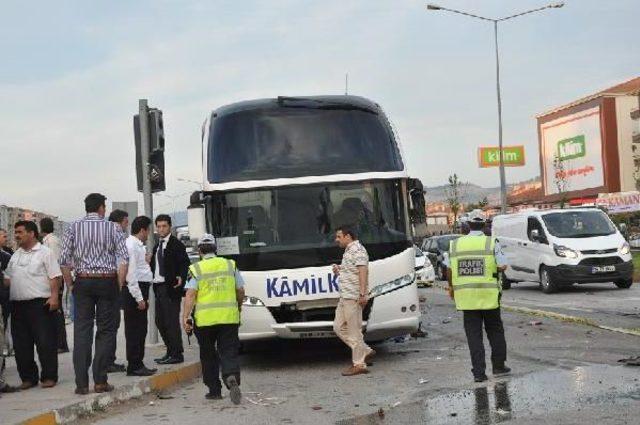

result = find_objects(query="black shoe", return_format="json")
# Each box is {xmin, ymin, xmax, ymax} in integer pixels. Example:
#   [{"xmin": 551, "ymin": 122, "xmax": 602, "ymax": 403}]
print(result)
[
  {"xmin": 493, "ymin": 366, "xmax": 511, "ymax": 376},
  {"xmin": 127, "ymin": 367, "xmax": 158, "ymax": 377},
  {"xmin": 154, "ymin": 354, "xmax": 170, "ymax": 363},
  {"xmin": 205, "ymin": 392, "xmax": 223, "ymax": 400},
  {"xmin": 474, "ymin": 375, "xmax": 488, "ymax": 383},
  {"xmin": 107, "ymin": 363, "xmax": 126, "ymax": 373},
  {"xmin": 225, "ymin": 376, "xmax": 242, "ymax": 405},
  {"xmin": 158, "ymin": 356, "xmax": 184, "ymax": 365}
]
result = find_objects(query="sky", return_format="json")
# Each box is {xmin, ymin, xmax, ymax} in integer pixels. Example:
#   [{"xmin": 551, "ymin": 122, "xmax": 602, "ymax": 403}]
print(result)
[{"xmin": 1, "ymin": 0, "xmax": 638, "ymax": 221}]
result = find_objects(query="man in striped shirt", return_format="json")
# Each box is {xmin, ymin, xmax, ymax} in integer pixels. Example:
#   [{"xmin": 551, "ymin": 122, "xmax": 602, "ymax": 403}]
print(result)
[{"xmin": 60, "ymin": 193, "xmax": 128, "ymax": 395}]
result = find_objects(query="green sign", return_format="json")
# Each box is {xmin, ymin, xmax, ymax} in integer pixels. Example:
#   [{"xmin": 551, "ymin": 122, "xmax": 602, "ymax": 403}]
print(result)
[
  {"xmin": 557, "ymin": 135, "xmax": 586, "ymax": 161},
  {"xmin": 478, "ymin": 145, "xmax": 525, "ymax": 168}
]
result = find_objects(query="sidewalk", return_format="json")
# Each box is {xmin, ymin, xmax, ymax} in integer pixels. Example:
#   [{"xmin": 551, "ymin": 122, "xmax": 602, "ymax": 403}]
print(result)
[{"xmin": 1, "ymin": 318, "xmax": 201, "ymax": 425}]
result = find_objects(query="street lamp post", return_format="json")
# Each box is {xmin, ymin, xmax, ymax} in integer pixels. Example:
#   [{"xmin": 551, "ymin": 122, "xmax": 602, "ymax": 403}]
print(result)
[
  {"xmin": 156, "ymin": 191, "xmax": 192, "ymax": 221},
  {"xmin": 427, "ymin": 2, "xmax": 564, "ymax": 213},
  {"xmin": 177, "ymin": 177, "xmax": 204, "ymax": 190}
]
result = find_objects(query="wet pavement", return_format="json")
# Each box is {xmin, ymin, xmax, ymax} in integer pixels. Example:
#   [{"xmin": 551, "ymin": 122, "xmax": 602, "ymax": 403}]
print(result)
[
  {"xmin": 83, "ymin": 287, "xmax": 640, "ymax": 425},
  {"xmin": 340, "ymin": 364, "xmax": 640, "ymax": 424}
]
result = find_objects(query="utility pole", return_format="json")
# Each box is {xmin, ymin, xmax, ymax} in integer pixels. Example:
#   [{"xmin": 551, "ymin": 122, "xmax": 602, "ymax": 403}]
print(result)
[
  {"xmin": 345, "ymin": 73, "xmax": 349, "ymax": 95},
  {"xmin": 427, "ymin": 2, "xmax": 565, "ymax": 214},
  {"xmin": 139, "ymin": 99, "xmax": 158, "ymax": 344}
]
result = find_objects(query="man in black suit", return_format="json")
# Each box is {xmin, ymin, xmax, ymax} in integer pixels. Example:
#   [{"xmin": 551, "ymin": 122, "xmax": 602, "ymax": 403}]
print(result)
[{"xmin": 150, "ymin": 215, "xmax": 190, "ymax": 364}]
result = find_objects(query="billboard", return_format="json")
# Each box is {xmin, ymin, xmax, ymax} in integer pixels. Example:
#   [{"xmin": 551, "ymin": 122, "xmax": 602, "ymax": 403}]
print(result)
[
  {"xmin": 541, "ymin": 106, "xmax": 605, "ymax": 195},
  {"xmin": 596, "ymin": 191, "xmax": 640, "ymax": 214},
  {"xmin": 478, "ymin": 146, "xmax": 525, "ymax": 168}
]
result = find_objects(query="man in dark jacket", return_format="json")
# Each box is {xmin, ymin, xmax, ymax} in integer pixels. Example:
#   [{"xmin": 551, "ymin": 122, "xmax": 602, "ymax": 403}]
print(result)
[{"xmin": 150, "ymin": 215, "xmax": 190, "ymax": 364}]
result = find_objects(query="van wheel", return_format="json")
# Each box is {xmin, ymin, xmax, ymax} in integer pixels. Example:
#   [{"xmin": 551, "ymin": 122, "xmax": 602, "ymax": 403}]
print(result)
[
  {"xmin": 539, "ymin": 266, "xmax": 558, "ymax": 294},
  {"xmin": 500, "ymin": 272, "xmax": 512, "ymax": 290},
  {"xmin": 615, "ymin": 279, "xmax": 633, "ymax": 289}
]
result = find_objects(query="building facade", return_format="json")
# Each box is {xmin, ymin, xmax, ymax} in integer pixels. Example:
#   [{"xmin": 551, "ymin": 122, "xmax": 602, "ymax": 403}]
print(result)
[
  {"xmin": 537, "ymin": 77, "xmax": 640, "ymax": 205},
  {"xmin": 0, "ymin": 205, "xmax": 66, "ymax": 250}
]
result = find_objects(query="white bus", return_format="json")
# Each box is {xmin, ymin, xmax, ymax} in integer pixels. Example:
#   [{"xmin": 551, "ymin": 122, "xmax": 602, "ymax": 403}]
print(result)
[{"xmin": 188, "ymin": 95, "xmax": 425, "ymax": 342}]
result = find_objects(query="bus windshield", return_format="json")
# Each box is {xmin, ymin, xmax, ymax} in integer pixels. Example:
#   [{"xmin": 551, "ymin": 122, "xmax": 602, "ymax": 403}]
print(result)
[
  {"xmin": 206, "ymin": 180, "xmax": 410, "ymax": 270},
  {"xmin": 208, "ymin": 106, "xmax": 404, "ymax": 183}
]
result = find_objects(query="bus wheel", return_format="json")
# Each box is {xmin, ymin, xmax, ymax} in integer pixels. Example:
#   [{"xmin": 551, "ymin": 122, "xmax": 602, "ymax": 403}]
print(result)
[{"xmin": 540, "ymin": 266, "xmax": 558, "ymax": 294}]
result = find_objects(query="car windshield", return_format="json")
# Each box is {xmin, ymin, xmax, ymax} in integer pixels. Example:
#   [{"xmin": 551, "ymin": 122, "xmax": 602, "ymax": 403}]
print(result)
[
  {"xmin": 438, "ymin": 235, "xmax": 460, "ymax": 251},
  {"xmin": 208, "ymin": 105, "xmax": 403, "ymax": 183},
  {"xmin": 541, "ymin": 210, "xmax": 617, "ymax": 238},
  {"xmin": 206, "ymin": 179, "xmax": 410, "ymax": 270}
]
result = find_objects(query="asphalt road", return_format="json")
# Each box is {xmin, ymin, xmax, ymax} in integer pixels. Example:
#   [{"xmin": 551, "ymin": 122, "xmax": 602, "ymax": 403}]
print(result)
[
  {"xmin": 499, "ymin": 280, "xmax": 640, "ymax": 331},
  {"xmin": 85, "ymin": 286, "xmax": 640, "ymax": 425}
]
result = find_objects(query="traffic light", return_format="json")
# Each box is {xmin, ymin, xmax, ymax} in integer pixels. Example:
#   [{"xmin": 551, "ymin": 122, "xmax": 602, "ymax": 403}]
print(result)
[{"xmin": 134, "ymin": 108, "xmax": 166, "ymax": 193}]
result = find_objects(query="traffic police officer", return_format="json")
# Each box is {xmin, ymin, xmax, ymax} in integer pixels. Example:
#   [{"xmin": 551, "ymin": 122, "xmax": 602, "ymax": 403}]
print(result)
[
  {"xmin": 447, "ymin": 210, "xmax": 511, "ymax": 383},
  {"xmin": 182, "ymin": 234, "xmax": 245, "ymax": 404}
]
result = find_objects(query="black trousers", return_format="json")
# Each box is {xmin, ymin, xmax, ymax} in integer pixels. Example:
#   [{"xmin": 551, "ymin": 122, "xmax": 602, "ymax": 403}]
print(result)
[
  {"xmin": 194, "ymin": 324, "xmax": 240, "ymax": 393},
  {"xmin": 11, "ymin": 298, "xmax": 58, "ymax": 383},
  {"xmin": 123, "ymin": 282, "xmax": 150, "ymax": 372},
  {"xmin": 154, "ymin": 284, "xmax": 183, "ymax": 358},
  {"xmin": 0, "ymin": 286, "xmax": 10, "ymax": 329},
  {"xmin": 73, "ymin": 278, "xmax": 118, "ymax": 388},
  {"xmin": 55, "ymin": 288, "xmax": 68, "ymax": 351},
  {"xmin": 463, "ymin": 308, "xmax": 507, "ymax": 378},
  {"xmin": 106, "ymin": 286, "xmax": 122, "ymax": 366}
]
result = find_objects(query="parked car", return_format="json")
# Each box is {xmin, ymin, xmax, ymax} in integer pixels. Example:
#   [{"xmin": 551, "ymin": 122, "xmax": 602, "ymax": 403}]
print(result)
[
  {"xmin": 414, "ymin": 245, "xmax": 435, "ymax": 286},
  {"xmin": 492, "ymin": 208, "xmax": 633, "ymax": 293},
  {"xmin": 421, "ymin": 234, "xmax": 462, "ymax": 280}
]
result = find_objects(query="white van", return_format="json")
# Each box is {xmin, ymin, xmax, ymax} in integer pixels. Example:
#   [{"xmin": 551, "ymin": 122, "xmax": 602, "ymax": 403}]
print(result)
[{"xmin": 492, "ymin": 208, "xmax": 633, "ymax": 293}]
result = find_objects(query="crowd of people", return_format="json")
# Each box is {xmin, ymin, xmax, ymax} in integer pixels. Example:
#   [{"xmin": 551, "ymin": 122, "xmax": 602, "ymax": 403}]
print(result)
[
  {"xmin": 0, "ymin": 193, "xmax": 192, "ymax": 396},
  {"xmin": 0, "ymin": 194, "xmax": 509, "ymax": 405}
]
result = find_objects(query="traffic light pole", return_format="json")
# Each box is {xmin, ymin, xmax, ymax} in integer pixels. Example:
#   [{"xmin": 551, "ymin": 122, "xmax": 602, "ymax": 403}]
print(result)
[{"xmin": 139, "ymin": 99, "xmax": 159, "ymax": 344}]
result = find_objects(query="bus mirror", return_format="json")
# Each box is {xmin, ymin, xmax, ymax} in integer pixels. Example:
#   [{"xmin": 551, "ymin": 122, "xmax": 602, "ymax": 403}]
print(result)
[
  {"xmin": 190, "ymin": 191, "xmax": 204, "ymax": 205},
  {"xmin": 187, "ymin": 204, "xmax": 206, "ymax": 242}
]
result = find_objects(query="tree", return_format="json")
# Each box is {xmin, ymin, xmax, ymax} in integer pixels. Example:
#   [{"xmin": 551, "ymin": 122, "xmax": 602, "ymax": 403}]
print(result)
[
  {"xmin": 552, "ymin": 154, "xmax": 569, "ymax": 208},
  {"xmin": 446, "ymin": 174, "xmax": 463, "ymax": 226}
]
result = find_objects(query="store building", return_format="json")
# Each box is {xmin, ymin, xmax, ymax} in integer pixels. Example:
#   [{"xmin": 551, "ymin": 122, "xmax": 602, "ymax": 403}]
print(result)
[{"xmin": 536, "ymin": 77, "xmax": 640, "ymax": 205}]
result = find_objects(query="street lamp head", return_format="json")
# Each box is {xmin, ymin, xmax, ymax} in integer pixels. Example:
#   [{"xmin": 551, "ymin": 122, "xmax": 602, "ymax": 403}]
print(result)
[
  {"xmin": 426, "ymin": 4, "xmax": 442, "ymax": 10},
  {"xmin": 548, "ymin": 2, "xmax": 565, "ymax": 8}
]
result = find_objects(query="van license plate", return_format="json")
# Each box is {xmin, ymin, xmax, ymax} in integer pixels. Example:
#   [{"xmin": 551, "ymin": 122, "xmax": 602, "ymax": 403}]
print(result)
[{"xmin": 591, "ymin": 266, "xmax": 615, "ymax": 274}]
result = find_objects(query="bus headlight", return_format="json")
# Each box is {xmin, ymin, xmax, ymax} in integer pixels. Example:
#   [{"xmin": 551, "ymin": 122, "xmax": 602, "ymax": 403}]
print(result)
[
  {"xmin": 242, "ymin": 296, "xmax": 265, "ymax": 306},
  {"xmin": 620, "ymin": 242, "xmax": 631, "ymax": 256},
  {"xmin": 369, "ymin": 273, "xmax": 415, "ymax": 298}
]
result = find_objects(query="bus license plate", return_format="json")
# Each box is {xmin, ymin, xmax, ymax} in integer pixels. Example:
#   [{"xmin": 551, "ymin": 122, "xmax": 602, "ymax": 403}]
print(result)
[
  {"xmin": 298, "ymin": 332, "xmax": 335, "ymax": 339},
  {"xmin": 591, "ymin": 266, "xmax": 615, "ymax": 274}
]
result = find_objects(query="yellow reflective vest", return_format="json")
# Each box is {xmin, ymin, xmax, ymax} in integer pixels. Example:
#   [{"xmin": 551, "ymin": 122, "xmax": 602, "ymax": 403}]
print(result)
[
  {"xmin": 449, "ymin": 235, "xmax": 500, "ymax": 311},
  {"xmin": 189, "ymin": 256, "xmax": 240, "ymax": 327}
]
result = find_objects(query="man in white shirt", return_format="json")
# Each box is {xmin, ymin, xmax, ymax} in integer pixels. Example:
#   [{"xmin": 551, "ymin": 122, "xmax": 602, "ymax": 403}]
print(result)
[
  {"xmin": 4, "ymin": 221, "xmax": 62, "ymax": 390},
  {"xmin": 40, "ymin": 217, "xmax": 68, "ymax": 353},
  {"xmin": 123, "ymin": 216, "xmax": 157, "ymax": 376}
]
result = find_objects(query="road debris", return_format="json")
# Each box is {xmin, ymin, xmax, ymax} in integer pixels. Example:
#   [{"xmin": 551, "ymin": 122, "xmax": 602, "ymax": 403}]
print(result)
[
  {"xmin": 311, "ymin": 405, "xmax": 323, "ymax": 411},
  {"xmin": 530, "ymin": 321, "xmax": 543, "ymax": 326},
  {"xmin": 377, "ymin": 408, "xmax": 385, "ymax": 418},
  {"xmin": 244, "ymin": 392, "xmax": 285, "ymax": 406},
  {"xmin": 618, "ymin": 356, "xmax": 640, "ymax": 366},
  {"xmin": 419, "ymin": 378, "xmax": 430, "ymax": 384}
]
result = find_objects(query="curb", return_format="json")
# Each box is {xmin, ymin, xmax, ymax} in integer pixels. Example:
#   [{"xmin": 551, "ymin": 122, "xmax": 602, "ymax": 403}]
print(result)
[
  {"xmin": 430, "ymin": 281, "xmax": 640, "ymax": 337},
  {"xmin": 19, "ymin": 362, "xmax": 201, "ymax": 425}
]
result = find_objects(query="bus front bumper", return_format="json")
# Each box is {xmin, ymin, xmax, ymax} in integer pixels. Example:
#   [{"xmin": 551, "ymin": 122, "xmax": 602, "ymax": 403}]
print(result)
[{"xmin": 239, "ymin": 284, "xmax": 421, "ymax": 341}]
